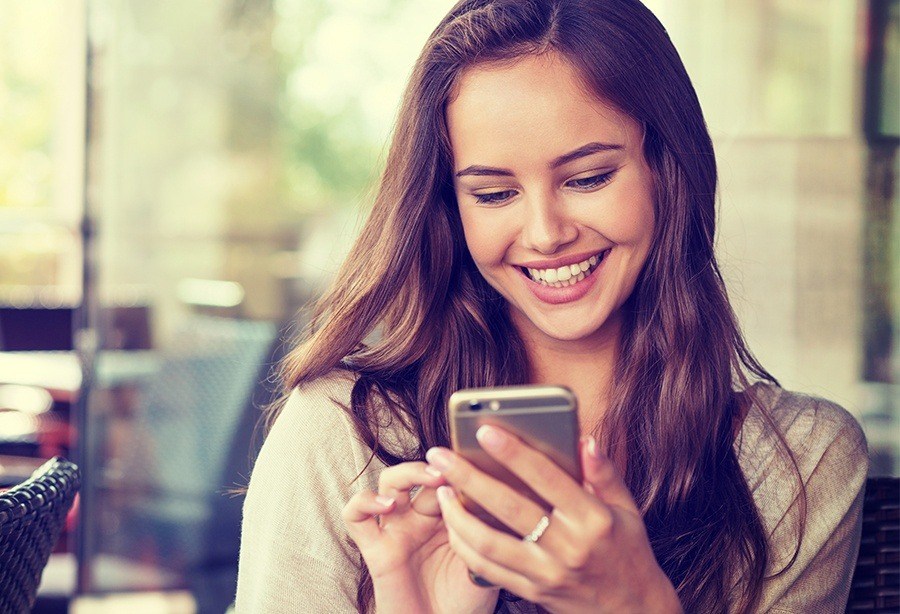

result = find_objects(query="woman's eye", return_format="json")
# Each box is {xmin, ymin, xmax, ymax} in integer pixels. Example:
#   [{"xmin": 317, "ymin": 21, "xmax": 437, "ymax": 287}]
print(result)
[
  {"xmin": 474, "ymin": 190, "xmax": 516, "ymax": 204},
  {"xmin": 566, "ymin": 171, "xmax": 615, "ymax": 190}
]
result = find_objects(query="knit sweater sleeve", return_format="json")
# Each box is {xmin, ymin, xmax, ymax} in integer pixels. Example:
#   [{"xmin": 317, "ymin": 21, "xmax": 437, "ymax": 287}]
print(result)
[{"xmin": 235, "ymin": 372, "xmax": 380, "ymax": 613}]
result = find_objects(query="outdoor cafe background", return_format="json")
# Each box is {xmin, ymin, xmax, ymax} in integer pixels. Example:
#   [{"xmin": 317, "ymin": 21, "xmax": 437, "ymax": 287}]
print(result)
[{"xmin": 0, "ymin": 0, "xmax": 897, "ymax": 612}]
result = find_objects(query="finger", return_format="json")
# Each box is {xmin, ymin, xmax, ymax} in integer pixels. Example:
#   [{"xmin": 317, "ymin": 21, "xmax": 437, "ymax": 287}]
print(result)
[
  {"xmin": 342, "ymin": 489, "xmax": 395, "ymax": 546},
  {"xmin": 579, "ymin": 436, "xmax": 597, "ymax": 497},
  {"xmin": 409, "ymin": 484, "xmax": 442, "ymax": 517},
  {"xmin": 378, "ymin": 461, "xmax": 445, "ymax": 509},
  {"xmin": 438, "ymin": 488, "xmax": 551, "ymax": 603},
  {"xmin": 446, "ymin": 526, "xmax": 539, "ymax": 601},
  {"xmin": 439, "ymin": 485, "xmax": 616, "ymax": 592},
  {"xmin": 460, "ymin": 426, "xmax": 593, "ymax": 519},
  {"xmin": 437, "ymin": 486, "xmax": 562, "ymax": 582},
  {"xmin": 426, "ymin": 447, "xmax": 553, "ymax": 540},
  {"xmin": 582, "ymin": 436, "xmax": 639, "ymax": 513}
]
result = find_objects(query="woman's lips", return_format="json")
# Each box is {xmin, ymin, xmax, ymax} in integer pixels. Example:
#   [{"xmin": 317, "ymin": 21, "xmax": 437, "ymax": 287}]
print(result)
[{"xmin": 517, "ymin": 249, "xmax": 609, "ymax": 305}]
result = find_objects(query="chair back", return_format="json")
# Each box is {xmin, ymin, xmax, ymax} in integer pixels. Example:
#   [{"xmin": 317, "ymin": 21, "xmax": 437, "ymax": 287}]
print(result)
[
  {"xmin": 846, "ymin": 476, "xmax": 899, "ymax": 612},
  {"xmin": 95, "ymin": 315, "xmax": 277, "ymax": 590},
  {"xmin": 127, "ymin": 315, "xmax": 277, "ymax": 499},
  {"xmin": 0, "ymin": 457, "xmax": 81, "ymax": 614}
]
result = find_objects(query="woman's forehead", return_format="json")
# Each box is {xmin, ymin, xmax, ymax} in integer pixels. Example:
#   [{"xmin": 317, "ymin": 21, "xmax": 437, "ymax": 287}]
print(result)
[{"xmin": 446, "ymin": 53, "xmax": 641, "ymax": 171}]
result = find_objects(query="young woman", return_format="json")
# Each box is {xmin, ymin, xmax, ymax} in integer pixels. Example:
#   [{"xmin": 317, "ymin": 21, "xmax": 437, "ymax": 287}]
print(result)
[{"xmin": 235, "ymin": 1, "xmax": 868, "ymax": 612}]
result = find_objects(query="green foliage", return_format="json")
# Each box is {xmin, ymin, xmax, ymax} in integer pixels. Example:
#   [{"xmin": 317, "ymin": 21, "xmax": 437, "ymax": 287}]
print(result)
[{"xmin": 273, "ymin": 0, "xmax": 450, "ymax": 212}]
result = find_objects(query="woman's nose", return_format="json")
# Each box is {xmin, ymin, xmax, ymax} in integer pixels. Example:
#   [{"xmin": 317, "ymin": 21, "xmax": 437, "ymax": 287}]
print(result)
[{"xmin": 520, "ymin": 194, "xmax": 578, "ymax": 254}]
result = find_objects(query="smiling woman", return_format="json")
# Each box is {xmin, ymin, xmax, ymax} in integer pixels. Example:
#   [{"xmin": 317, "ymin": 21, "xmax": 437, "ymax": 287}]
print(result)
[{"xmin": 235, "ymin": 1, "xmax": 869, "ymax": 613}]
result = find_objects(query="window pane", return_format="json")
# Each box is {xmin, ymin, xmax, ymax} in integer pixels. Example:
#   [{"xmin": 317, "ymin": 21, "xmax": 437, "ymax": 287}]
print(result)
[{"xmin": 0, "ymin": 0, "xmax": 85, "ymax": 303}]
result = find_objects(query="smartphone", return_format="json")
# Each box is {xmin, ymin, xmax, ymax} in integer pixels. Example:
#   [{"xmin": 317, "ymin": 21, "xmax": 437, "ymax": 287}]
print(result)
[{"xmin": 448, "ymin": 384, "xmax": 581, "ymax": 536}]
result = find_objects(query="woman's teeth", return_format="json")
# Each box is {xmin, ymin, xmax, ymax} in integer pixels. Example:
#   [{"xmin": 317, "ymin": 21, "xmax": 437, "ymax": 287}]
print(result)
[{"xmin": 524, "ymin": 251, "xmax": 607, "ymax": 287}]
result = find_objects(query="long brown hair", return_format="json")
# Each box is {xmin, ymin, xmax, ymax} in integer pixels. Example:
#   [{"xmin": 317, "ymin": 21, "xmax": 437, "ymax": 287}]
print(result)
[{"xmin": 267, "ymin": 1, "xmax": 805, "ymax": 611}]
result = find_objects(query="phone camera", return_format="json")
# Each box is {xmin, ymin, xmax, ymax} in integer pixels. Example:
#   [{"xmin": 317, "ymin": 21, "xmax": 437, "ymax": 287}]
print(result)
[{"xmin": 468, "ymin": 401, "xmax": 482, "ymax": 411}]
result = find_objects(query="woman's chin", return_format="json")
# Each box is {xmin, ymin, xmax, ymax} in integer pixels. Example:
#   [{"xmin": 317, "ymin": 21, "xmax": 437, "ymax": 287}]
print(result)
[
  {"xmin": 505, "ymin": 286, "xmax": 623, "ymax": 345},
  {"xmin": 520, "ymin": 311, "xmax": 615, "ymax": 344},
  {"xmin": 541, "ymin": 324, "xmax": 606, "ymax": 343}
]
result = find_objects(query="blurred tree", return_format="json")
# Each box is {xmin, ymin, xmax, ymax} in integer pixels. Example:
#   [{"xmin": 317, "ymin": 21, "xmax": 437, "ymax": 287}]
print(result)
[{"xmin": 273, "ymin": 0, "xmax": 450, "ymax": 213}]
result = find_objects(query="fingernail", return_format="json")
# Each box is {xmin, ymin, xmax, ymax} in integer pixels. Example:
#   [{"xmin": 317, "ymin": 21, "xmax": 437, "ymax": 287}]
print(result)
[
  {"xmin": 375, "ymin": 495, "xmax": 395, "ymax": 507},
  {"xmin": 426, "ymin": 447, "xmax": 453, "ymax": 472},
  {"xmin": 476, "ymin": 425, "xmax": 505, "ymax": 450},
  {"xmin": 436, "ymin": 486, "xmax": 455, "ymax": 503},
  {"xmin": 425, "ymin": 465, "xmax": 443, "ymax": 478},
  {"xmin": 587, "ymin": 436, "xmax": 600, "ymax": 458}
]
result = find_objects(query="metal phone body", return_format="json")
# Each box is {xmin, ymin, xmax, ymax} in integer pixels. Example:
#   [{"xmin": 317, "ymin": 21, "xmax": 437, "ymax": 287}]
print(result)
[{"xmin": 448, "ymin": 385, "xmax": 581, "ymax": 535}]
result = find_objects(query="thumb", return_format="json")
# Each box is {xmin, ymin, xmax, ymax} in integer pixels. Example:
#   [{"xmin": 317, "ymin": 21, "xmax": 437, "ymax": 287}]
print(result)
[{"xmin": 581, "ymin": 436, "xmax": 639, "ymax": 513}]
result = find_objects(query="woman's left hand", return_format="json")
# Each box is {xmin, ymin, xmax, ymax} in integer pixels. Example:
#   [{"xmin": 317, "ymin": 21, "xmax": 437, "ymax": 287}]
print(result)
[{"xmin": 426, "ymin": 426, "xmax": 683, "ymax": 614}]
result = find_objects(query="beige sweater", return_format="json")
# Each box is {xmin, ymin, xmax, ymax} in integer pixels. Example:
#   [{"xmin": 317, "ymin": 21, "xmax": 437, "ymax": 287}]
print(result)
[{"xmin": 235, "ymin": 371, "xmax": 869, "ymax": 613}]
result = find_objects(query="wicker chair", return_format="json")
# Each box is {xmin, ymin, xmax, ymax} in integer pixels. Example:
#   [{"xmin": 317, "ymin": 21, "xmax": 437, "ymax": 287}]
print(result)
[
  {"xmin": 0, "ymin": 457, "xmax": 80, "ymax": 614},
  {"xmin": 846, "ymin": 476, "xmax": 900, "ymax": 613}
]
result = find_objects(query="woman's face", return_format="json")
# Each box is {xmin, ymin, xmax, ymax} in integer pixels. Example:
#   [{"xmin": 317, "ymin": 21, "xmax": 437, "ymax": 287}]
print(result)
[{"xmin": 447, "ymin": 52, "xmax": 656, "ymax": 346}]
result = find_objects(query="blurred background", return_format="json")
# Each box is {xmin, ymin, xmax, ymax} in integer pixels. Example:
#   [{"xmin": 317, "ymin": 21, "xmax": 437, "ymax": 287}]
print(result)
[{"xmin": 0, "ymin": 0, "xmax": 896, "ymax": 612}]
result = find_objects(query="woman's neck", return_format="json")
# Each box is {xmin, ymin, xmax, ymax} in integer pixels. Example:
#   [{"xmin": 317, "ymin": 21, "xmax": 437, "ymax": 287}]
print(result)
[{"xmin": 518, "ymin": 315, "xmax": 622, "ymax": 438}]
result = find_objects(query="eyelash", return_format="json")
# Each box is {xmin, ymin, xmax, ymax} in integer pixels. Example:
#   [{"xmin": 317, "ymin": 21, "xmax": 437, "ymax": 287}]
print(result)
[{"xmin": 473, "ymin": 171, "xmax": 616, "ymax": 205}]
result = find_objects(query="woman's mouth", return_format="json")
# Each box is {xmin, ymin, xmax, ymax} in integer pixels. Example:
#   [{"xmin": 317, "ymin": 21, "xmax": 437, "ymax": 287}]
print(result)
[{"xmin": 518, "ymin": 249, "xmax": 610, "ymax": 288}]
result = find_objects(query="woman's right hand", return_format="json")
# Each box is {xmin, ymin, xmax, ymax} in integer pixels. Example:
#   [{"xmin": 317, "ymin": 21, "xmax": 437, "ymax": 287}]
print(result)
[{"xmin": 342, "ymin": 461, "xmax": 499, "ymax": 614}]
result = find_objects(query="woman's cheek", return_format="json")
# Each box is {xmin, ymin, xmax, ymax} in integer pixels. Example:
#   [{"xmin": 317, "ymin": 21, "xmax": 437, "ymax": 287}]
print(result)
[{"xmin": 460, "ymin": 211, "xmax": 512, "ymax": 268}]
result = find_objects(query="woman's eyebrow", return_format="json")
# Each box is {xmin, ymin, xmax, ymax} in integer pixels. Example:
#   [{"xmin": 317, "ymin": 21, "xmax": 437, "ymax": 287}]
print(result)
[
  {"xmin": 550, "ymin": 141, "xmax": 623, "ymax": 169},
  {"xmin": 455, "ymin": 141, "xmax": 624, "ymax": 178}
]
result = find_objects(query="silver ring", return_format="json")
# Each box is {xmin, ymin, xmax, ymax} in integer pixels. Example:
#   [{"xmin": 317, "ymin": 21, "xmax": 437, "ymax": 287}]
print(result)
[{"xmin": 523, "ymin": 514, "xmax": 551, "ymax": 543}]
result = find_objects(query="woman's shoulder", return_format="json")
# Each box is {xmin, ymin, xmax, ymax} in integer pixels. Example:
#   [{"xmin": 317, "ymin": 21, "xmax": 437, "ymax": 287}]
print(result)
[
  {"xmin": 261, "ymin": 368, "xmax": 419, "ymax": 476},
  {"xmin": 735, "ymin": 381, "xmax": 869, "ymax": 527},
  {"xmin": 737, "ymin": 382, "xmax": 867, "ymax": 468},
  {"xmin": 249, "ymin": 369, "xmax": 383, "ymax": 494},
  {"xmin": 274, "ymin": 368, "xmax": 358, "ymax": 434}
]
